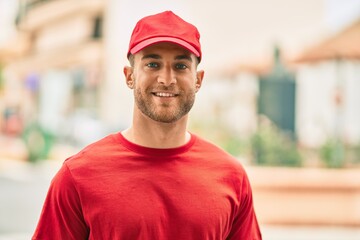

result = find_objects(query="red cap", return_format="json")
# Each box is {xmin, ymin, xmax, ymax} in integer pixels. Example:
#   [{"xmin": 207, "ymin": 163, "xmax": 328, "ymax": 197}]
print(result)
[{"xmin": 128, "ymin": 11, "xmax": 202, "ymax": 61}]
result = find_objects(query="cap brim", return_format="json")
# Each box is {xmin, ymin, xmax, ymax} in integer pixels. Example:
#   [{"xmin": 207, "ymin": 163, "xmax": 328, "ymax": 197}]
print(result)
[{"xmin": 129, "ymin": 36, "xmax": 200, "ymax": 57}]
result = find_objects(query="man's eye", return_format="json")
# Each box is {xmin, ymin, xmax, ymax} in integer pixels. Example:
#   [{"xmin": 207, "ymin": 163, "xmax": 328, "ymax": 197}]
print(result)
[
  {"xmin": 146, "ymin": 62, "xmax": 159, "ymax": 68},
  {"xmin": 175, "ymin": 63, "xmax": 187, "ymax": 69}
]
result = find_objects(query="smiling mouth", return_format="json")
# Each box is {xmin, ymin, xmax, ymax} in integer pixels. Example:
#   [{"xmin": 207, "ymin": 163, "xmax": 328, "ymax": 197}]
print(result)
[{"xmin": 153, "ymin": 92, "xmax": 178, "ymax": 97}]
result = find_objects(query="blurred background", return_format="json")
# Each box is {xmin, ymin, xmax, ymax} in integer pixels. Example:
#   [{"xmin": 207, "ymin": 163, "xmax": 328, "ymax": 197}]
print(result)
[{"xmin": 0, "ymin": 0, "xmax": 360, "ymax": 239}]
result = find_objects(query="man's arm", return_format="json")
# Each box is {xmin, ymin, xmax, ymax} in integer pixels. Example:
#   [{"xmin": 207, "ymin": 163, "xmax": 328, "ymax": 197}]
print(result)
[
  {"xmin": 32, "ymin": 162, "xmax": 89, "ymax": 240},
  {"xmin": 227, "ymin": 173, "xmax": 262, "ymax": 240}
]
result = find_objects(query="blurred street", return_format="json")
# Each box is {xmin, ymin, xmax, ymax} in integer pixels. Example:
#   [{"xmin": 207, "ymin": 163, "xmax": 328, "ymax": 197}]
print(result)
[
  {"xmin": 0, "ymin": 159, "xmax": 61, "ymax": 238},
  {"xmin": 0, "ymin": 158, "xmax": 359, "ymax": 240}
]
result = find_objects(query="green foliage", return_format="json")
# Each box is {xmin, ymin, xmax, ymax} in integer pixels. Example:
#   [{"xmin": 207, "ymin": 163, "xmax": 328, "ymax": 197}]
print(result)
[
  {"xmin": 250, "ymin": 119, "xmax": 302, "ymax": 167},
  {"xmin": 191, "ymin": 116, "xmax": 302, "ymax": 166},
  {"xmin": 221, "ymin": 135, "xmax": 248, "ymax": 157},
  {"xmin": 349, "ymin": 144, "xmax": 360, "ymax": 165},
  {"xmin": 189, "ymin": 119, "xmax": 249, "ymax": 158},
  {"xmin": 319, "ymin": 139, "xmax": 345, "ymax": 168},
  {"xmin": 0, "ymin": 65, "xmax": 3, "ymax": 90},
  {"xmin": 22, "ymin": 123, "xmax": 54, "ymax": 162}
]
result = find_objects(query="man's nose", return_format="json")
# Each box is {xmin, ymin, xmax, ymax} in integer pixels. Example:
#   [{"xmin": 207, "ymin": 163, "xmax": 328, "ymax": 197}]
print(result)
[{"xmin": 157, "ymin": 67, "xmax": 177, "ymax": 86}]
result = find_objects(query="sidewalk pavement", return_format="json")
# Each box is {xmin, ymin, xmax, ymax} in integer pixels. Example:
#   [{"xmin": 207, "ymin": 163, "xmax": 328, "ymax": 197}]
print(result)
[{"xmin": 261, "ymin": 225, "xmax": 360, "ymax": 240}]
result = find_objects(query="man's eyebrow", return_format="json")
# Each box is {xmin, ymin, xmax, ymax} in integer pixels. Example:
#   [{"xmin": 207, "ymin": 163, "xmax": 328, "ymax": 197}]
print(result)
[
  {"xmin": 141, "ymin": 54, "xmax": 161, "ymax": 60},
  {"xmin": 141, "ymin": 54, "xmax": 193, "ymax": 62},
  {"xmin": 175, "ymin": 55, "xmax": 193, "ymax": 62}
]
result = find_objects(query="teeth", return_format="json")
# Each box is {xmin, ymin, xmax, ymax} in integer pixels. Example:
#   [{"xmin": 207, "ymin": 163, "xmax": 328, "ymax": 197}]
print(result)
[{"xmin": 155, "ymin": 92, "xmax": 175, "ymax": 97}]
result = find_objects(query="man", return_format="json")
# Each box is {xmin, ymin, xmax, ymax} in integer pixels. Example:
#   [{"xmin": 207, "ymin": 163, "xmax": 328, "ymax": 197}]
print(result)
[{"xmin": 32, "ymin": 11, "xmax": 262, "ymax": 239}]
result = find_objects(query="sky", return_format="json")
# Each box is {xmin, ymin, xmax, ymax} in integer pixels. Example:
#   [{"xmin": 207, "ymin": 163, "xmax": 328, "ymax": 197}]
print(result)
[{"xmin": 325, "ymin": 0, "xmax": 360, "ymax": 32}]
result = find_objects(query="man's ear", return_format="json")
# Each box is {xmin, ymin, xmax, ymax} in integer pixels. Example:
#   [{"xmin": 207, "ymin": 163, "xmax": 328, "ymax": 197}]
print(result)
[
  {"xmin": 123, "ymin": 66, "xmax": 134, "ymax": 89},
  {"xmin": 195, "ymin": 70, "xmax": 204, "ymax": 92}
]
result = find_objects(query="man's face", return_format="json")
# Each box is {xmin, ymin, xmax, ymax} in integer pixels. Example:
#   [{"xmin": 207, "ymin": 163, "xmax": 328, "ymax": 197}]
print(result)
[{"xmin": 125, "ymin": 42, "xmax": 204, "ymax": 124}]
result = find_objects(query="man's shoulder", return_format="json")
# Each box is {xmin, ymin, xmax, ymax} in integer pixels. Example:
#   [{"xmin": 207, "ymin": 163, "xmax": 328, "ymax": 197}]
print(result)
[
  {"xmin": 64, "ymin": 133, "xmax": 121, "ymax": 166},
  {"xmin": 190, "ymin": 134, "xmax": 250, "ymax": 185}
]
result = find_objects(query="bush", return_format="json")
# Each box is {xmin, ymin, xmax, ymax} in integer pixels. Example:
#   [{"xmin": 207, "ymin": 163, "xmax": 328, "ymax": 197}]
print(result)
[
  {"xmin": 22, "ymin": 123, "xmax": 54, "ymax": 162},
  {"xmin": 250, "ymin": 118, "xmax": 302, "ymax": 167}
]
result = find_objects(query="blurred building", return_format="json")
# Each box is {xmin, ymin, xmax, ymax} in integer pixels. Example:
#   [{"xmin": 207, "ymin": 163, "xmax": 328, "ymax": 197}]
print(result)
[
  {"xmin": 225, "ymin": 17, "xmax": 360, "ymax": 151},
  {"xmin": 1, "ymin": 0, "xmax": 359, "ymax": 161},
  {"xmin": 294, "ymin": 18, "xmax": 360, "ymax": 148},
  {"xmin": 1, "ymin": 0, "xmax": 107, "ymax": 150}
]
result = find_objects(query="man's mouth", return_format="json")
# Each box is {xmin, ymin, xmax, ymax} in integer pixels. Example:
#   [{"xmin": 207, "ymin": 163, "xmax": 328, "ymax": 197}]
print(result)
[{"xmin": 153, "ymin": 92, "xmax": 177, "ymax": 97}]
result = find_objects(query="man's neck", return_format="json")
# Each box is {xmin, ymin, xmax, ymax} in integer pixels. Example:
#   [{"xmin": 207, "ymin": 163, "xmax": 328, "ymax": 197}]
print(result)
[{"xmin": 122, "ymin": 116, "xmax": 190, "ymax": 149}]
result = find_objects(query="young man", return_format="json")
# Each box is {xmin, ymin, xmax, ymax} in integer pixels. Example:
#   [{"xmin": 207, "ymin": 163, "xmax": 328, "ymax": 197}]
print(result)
[{"xmin": 32, "ymin": 11, "xmax": 262, "ymax": 239}]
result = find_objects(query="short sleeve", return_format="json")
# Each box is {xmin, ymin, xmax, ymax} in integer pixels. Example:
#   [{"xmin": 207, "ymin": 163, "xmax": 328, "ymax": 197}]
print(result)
[
  {"xmin": 32, "ymin": 162, "xmax": 89, "ymax": 240},
  {"xmin": 227, "ymin": 173, "xmax": 262, "ymax": 240}
]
